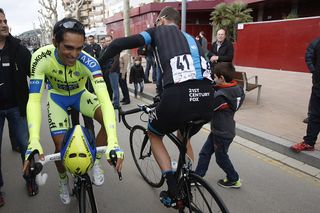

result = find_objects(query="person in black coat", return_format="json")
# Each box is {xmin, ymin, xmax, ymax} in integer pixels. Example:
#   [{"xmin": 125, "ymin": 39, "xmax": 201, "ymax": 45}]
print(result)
[
  {"xmin": 291, "ymin": 37, "xmax": 320, "ymax": 152},
  {"xmin": 129, "ymin": 56, "xmax": 144, "ymax": 97},
  {"xmin": 0, "ymin": 8, "xmax": 35, "ymax": 205},
  {"xmin": 207, "ymin": 29, "xmax": 234, "ymax": 71}
]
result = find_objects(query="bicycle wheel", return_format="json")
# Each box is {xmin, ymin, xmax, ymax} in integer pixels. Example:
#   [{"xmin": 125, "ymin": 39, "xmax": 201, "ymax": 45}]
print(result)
[
  {"xmin": 76, "ymin": 175, "xmax": 97, "ymax": 213},
  {"xmin": 178, "ymin": 173, "xmax": 229, "ymax": 213},
  {"xmin": 130, "ymin": 125, "xmax": 164, "ymax": 188},
  {"xmin": 79, "ymin": 181, "xmax": 86, "ymax": 213}
]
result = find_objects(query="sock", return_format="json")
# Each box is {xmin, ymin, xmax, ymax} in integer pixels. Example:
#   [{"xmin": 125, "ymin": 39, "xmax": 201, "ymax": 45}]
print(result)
[
  {"xmin": 58, "ymin": 172, "xmax": 68, "ymax": 183},
  {"xmin": 163, "ymin": 171, "xmax": 178, "ymax": 197},
  {"xmin": 95, "ymin": 153, "xmax": 102, "ymax": 165}
]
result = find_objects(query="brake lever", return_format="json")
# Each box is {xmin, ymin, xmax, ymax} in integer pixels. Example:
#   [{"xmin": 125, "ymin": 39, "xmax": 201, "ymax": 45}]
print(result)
[{"xmin": 109, "ymin": 150, "xmax": 122, "ymax": 181}]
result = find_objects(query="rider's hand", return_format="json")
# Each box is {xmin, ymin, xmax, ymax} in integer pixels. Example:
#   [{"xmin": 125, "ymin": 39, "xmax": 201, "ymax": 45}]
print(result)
[
  {"xmin": 23, "ymin": 139, "xmax": 44, "ymax": 173},
  {"xmin": 106, "ymin": 145, "xmax": 124, "ymax": 172}
]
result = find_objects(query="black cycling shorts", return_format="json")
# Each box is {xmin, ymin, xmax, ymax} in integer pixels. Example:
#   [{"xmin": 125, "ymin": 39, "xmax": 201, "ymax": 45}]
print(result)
[{"xmin": 148, "ymin": 80, "xmax": 214, "ymax": 137}]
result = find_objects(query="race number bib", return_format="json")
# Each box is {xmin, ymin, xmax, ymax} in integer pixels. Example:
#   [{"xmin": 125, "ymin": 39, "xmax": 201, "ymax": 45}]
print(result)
[
  {"xmin": 201, "ymin": 56, "xmax": 212, "ymax": 81},
  {"xmin": 170, "ymin": 54, "xmax": 196, "ymax": 83}
]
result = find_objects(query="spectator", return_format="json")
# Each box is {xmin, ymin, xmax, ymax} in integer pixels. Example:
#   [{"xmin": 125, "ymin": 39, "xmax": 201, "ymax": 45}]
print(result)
[
  {"xmin": 208, "ymin": 29, "xmax": 234, "ymax": 71},
  {"xmin": 129, "ymin": 56, "xmax": 145, "ymax": 97},
  {"xmin": 291, "ymin": 37, "xmax": 320, "ymax": 152},
  {"xmin": 0, "ymin": 8, "xmax": 35, "ymax": 206},
  {"xmin": 195, "ymin": 62, "xmax": 245, "ymax": 188},
  {"xmin": 99, "ymin": 37, "xmax": 113, "ymax": 100},
  {"xmin": 83, "ymin": 35, "xmax": 101, "ymax": 58},
  {"xmin": 199, "ymin": 31, "xmax": 208, "ymax": 57},
  {"xmin": 119, "ymin": 51, "xmax": 131, "ymax": 105},
  {"xmin": 144, "ymin": 45, "xmax": 157, "ymax": 83},
  {"xmin": 98, "ymin": 35, "xmax": 120, "ymax": 109}
]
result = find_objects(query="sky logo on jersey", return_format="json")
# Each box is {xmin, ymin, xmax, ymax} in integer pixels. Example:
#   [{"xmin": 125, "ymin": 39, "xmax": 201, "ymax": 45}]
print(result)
[{"xmin": 29, "ymin": 79, "xmax": 43, "ymax": 93}]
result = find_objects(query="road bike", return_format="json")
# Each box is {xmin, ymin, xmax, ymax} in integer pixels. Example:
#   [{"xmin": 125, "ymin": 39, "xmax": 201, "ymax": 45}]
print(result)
[
  {"xmin": 119, "ymin": 103, "xmax": 229, "ymax": 213},
  {"xmin": 28, "ymin": 145, "xmax": 120, "ymax": 213}
]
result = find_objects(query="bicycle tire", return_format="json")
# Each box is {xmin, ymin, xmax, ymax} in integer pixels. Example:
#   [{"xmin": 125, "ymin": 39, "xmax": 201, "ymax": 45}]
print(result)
[
  {"xmin": 79, "ymin": 181, "xmax": 86, "ymax": 213},
  {"xmin": 77, "ymin": 175, "xmax": 97, "ymax": 213},
  {"xmin": 178, "ymin": 173, "xmax": 229, "ymax": 213},
  {"xmin": 130, "ymin": 125, "xmax": 164, "ymax": 188}
]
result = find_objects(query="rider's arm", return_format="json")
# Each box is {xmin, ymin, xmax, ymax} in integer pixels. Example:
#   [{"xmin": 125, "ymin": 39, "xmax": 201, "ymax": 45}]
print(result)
[
  {"xmin": 98, "ymin": 32, "xmax": 153, "ymax": 65},
  {"xmin": 25, "ymin": 49, "xmax": 47, "ymax": 157},
  {"xmin": 84, "ymin": 54, "xmax": 119, "ymax": 149}
]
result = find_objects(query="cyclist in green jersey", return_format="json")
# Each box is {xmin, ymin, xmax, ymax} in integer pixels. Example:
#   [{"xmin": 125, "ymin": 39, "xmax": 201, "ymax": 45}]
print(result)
[{"xmin": 22, "ymin": 18, "xmax": 124, "ymax": 204}]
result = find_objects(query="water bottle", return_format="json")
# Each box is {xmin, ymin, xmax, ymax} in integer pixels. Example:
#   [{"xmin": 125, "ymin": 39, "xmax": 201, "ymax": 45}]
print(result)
[{"xmin": 171, "ymin": 161, "xmax": 178, "ymax": 172}]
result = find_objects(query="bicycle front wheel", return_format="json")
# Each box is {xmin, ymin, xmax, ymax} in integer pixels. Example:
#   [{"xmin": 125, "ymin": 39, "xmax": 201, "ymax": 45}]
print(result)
[
  {"xmin": 79, "ymin": 181, "xmax": 86, "ymax": 213},
  {"xmin": 178, "ymin": 173, "xmax": 229, "ymax": 213},
  {"xmin": 130, "ymin": 125, "xmax": 164, "ymax": 188},
  {"xmin": 77, "ymin": 175, "xmax": 97, "ymax": 213}
]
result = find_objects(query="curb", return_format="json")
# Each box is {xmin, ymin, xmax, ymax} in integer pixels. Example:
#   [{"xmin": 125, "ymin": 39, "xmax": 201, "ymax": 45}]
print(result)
[{"xmin": 236, "ymin": 123, "xmax": 320, "ymax": 170}]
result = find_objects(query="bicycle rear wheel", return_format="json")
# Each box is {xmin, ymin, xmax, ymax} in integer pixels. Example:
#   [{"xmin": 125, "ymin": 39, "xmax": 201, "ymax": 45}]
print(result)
[
  {"xmin": 130, "ymin": 125, "xmax": 164, "ymax": 188},
  {"xmin": 178, "ymin": 173, "xmax": 229, "ymax": 213}
]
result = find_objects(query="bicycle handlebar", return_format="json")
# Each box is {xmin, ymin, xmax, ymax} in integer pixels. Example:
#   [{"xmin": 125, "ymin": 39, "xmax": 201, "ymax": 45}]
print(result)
[
  {"xmin": 118, "ymin": 102, "xmax": 158, "ymax": 130},
  {"xmin": 35, "ymin": 146, "xmax": 108, "ymax": 186}
]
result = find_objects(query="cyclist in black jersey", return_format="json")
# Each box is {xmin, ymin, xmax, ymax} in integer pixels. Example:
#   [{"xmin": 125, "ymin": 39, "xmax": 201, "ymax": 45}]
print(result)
[{"xmin": 98, "ymin": 6, "xmax": 213, "ymax": 207}]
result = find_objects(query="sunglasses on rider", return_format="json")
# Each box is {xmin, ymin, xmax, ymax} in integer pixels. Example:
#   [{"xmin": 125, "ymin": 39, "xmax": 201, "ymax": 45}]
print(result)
[{"xmin": 57, "ymin": 20, "xmax": 84, "ymax": 31}]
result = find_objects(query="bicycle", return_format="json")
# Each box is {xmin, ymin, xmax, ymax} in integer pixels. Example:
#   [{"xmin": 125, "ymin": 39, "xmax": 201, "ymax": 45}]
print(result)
[
  {"xmin": 119, "ymin": 103, "xmax": 229, "ymax": 213},
  {"xmin": 28, "ymin": 145, "xmax": 121, "ymax": 213}
]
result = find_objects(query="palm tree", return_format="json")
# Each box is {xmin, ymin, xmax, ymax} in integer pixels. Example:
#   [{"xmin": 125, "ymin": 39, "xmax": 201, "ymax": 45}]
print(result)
[{"xmin": 210, "ymin": 2, "xmax": 252, "ymax": 41}]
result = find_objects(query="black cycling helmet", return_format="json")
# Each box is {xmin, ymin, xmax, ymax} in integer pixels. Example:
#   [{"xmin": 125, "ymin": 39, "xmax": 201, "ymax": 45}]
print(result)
[{"xmin": 53, "ymin": 18, "xmax": 85, "ymax": 43}]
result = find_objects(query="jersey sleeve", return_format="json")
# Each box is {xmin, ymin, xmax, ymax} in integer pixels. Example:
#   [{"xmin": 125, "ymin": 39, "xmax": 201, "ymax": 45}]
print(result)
[
  {"xmin": 82, "ymin": 53, "xmax": 119, "ymax": 147},
  {"xmin": 27, "ymin": 48, "xmax": 51, "ymax": 142}
]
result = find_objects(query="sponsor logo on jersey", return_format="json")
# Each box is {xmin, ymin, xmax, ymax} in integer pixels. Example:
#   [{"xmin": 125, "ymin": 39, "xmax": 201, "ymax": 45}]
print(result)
[
  {"xmin": 29, "ymin": 79, "xmax": 43, "ymax": 93},
  {"xmin": 31, "ymin": 49, "xmax": 52, "ymax": 76},
  {"xmin": 94, "ymin": 79, "xmax": 104, "ymax": 84},
  {"xmin": 57, "ymin": 83, "xmax": 79, "ymax": 91}
]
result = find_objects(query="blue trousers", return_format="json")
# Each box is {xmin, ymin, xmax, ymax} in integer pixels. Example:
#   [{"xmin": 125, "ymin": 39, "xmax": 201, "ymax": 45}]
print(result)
[
  {"xmin": 0, "ymin": 107, "xmax": 29, "ymax": 187},
  {"xmin": 195, "ymin": 132, "xmax": 239, "ymax": 182},
  {"xmin": 144, "ymin": 56, "xmax": 156, "ymax": 82},
  {"xmin": 109, "ymin": 72, "xmax": 120, "ymax": 108}
]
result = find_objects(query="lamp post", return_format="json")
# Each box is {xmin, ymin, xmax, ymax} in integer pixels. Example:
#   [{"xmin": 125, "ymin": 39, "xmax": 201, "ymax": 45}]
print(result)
[{"xmin": 181, "ymin": 0, "xmax": 186, "ymax": 32}]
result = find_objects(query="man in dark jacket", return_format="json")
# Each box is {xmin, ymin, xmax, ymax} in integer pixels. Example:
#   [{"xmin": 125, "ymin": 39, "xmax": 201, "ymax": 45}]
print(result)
[
  {"xmin": 208, "ymin": 29, "xmax": 234, "ymax": 71},
  {"xmin": 0, "ymin": 8, "xmax": 35, "ymax": 206},
  {"xmin": 98, "ymin": 35, "xmax": 120, "ymax": 109},
  {"xmin": 291, "ymin": 37, "xmax": 320, "ymax": 152}
]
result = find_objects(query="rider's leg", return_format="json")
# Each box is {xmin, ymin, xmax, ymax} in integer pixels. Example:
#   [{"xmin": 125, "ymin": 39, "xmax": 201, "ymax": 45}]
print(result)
[
  {"xmin": 176, "ymin": 130, "xmax": 194, "ymax": 161},
  {"xmin": 149, "ymin": 131, "xmax": 178, "ymax": 203},
  {"xmin": 93, "ymin": 107, "xmax": 106, "ymax": 147},
  {"xmin": 148, "ymin": 131, "xmax": 171, "ymax": 171}
]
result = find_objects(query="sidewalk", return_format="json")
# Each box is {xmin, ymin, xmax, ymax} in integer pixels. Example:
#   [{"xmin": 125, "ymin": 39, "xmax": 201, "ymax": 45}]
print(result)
[{"xmin": 126, "ymin": 66, "xmax": 320, "ymax": 170}]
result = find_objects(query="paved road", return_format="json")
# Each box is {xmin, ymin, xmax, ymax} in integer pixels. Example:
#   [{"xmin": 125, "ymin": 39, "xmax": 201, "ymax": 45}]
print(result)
[{"xmin": 1, "ymin": 96, "xmax": 320, "ymax": 213}]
